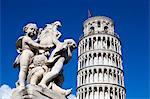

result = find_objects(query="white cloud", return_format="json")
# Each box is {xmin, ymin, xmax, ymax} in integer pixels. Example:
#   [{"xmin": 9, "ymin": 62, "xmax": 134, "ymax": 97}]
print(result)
[
  {"xmin": 0, "ymin": 85, "xmax": 77, "ymax": 99},
  {"xmin": 67, "ymin": 94, "xmax": 77, "ymax": 99},
  {"xmin": 0, "ymin": 85, "xmax": 15, "ymax": 99}
]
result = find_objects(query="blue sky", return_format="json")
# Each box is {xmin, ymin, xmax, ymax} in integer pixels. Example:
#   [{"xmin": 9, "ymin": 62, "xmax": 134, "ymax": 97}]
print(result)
[{"xmin": 0, "ymin": 0, "xmax": 149, "ymax": 98}]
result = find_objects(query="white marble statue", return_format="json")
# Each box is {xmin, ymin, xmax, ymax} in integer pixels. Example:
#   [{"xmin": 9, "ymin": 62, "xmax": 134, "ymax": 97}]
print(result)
[
  {"xmin": 13, "ymin": 23, "xmax": 49, "ymax": 89},
  {"xmin": 13, "ymin": 21, "xmax": 76, "ymax": 97}
]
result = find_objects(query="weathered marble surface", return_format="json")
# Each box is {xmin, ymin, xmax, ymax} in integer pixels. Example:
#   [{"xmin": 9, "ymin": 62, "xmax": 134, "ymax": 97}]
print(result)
[{"xmin": 11, "ymin": 84, "xmax": 66, "ymax": 99}]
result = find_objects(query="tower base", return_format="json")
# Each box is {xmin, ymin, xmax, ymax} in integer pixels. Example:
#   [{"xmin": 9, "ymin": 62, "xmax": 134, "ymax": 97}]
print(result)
[{"xmin": 11, "ymin": 84, "xmax": 66, "ymax": 99}]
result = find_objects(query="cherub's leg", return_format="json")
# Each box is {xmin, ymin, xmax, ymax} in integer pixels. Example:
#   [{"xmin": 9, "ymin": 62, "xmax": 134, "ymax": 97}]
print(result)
[
  {"xmin": 19, "ymin": 65, "xmax": 28, "ymax": 89},
  {"xmin": 39, "ymin": 57, "xmax": 65, "ymax": 88},
  {"xmin": 49, "ymin": 82, "xmax": 72, "ymax": 96},
  {"xmin": 30, "ymin": 68, "xmax": 44, "ymax": 85},
  {"xmin": 18, "ymin": 51, "xmax": 33, "ymax": 89}
]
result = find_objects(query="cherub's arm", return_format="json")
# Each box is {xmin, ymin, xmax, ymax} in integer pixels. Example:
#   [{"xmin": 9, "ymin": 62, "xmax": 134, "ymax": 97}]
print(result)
[
  {"xmin": 24, "ymin": 37, "xmax": 50, "ymax": 50},
  {"xmin": 52, "ymin": 35, "xmax": 62, "ymax": 47}
]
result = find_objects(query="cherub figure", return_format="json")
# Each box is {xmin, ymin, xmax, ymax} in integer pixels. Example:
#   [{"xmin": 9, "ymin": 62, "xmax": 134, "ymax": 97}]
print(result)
[
  {"xmin": 13, "ymin": 23, "xmax": 49, "ymax": 89},
  {"xmin": 27, "ymin": 54, "xmax": 72, "ymax": 96},
  {"xmin": 39, "ymin": 39, "xmax": 76, "ymax": 89},
  {"xmin": 27, "ymin": 54, "xmax": 48, "ymax": 85}
]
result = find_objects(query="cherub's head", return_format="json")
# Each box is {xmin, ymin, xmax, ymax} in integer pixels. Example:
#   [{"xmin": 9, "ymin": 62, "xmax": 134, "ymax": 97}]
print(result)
[
  {"xmin": 64, "ymin": 39, "xmax": 77, "ymax": 51},
  {"xmin": 23, "ymin": 23, "xmax": 38, "ymax": 37}
]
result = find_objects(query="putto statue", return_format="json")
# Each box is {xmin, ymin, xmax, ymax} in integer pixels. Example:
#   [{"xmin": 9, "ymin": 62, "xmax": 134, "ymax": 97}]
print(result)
[{"xmin": 12, "ymin": 21, "xmax": 76, "ymax": 99}]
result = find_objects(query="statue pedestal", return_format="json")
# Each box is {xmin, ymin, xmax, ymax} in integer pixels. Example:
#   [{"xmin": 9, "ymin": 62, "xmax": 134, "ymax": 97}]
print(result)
[{"xmin": 11, "ymin": 84, "xmax": 66, "ymax": 99}]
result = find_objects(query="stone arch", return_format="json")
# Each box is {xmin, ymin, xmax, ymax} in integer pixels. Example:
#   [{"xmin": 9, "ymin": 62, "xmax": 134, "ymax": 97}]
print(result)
[
  {"xmin": 94, "ymin": 86, "xmax": 99, "ymax": 99},
  {"xmin": 117, "ymin": 70, "xmax": 120, "ymax": 84},
  {"xmin": 104, "ymin": 68, "xmax": 108, "ymax": 82},
  {"xmin": 113, "ymin": 70, "xmax": 116, "ymax": 83},
  {"xmin": 104, "ymin": 25, "xmax": 109, "ymax": 33},
  {"xmin": 85, "ymin": 39, "xmax": 87, "ymax": 51},
  {"xmin": 93, "ymin": 68, "xmax": 98, "ymax": 83},
  {"xmin": 93, "ymin": 53, "xmax": 98, "ymax": 65},
  {"xmin": 119, "ymin": 88, "xmax": 121, "ymax": 99},
  {"xmin": 89, "ymin": 26, "xmax": 94, "ymax": 34},
  {"xmin": 102, "ymin": 36, "xmax": 107, "ymax": 49},
  {"xmin": 116, "ymin": 55, "xmax": 118, "ymax": 68},
  {"xmin": 93, "ymin": 36, "xmax": 97, "ymax": 49},
  {"xmin": 104, "ymin": 87, "xmax": 109, "ymax": 99},
  {"xmin": 97, "ymin": 36, "xmax": 102, "ymax": 49},
  {"xmin": 103, "ymin": 53, "xmax": 107, "ymax": 65},
  {"xmin": 82, "ymin": 40, "xmax": 85, "ymax": 53},
  {"xmin": 89, "ymin": 38, "xmax": 92, "ymax": 50},
  {"xmin": 107, "ymin": 36, "xmax": 110, "ymax": 49},
  {"xmin": 112, "ymin": 54, "xmax": 115, "ymax": 66},
  {"xmin": 108, "ymin": 53, "xmax": 111, "ymax": 65},
  {"xmin": 98, "ymin": 52, "xmax": 102, "ymax": 65},
  {"xmin": 89, "ymin": 69, "xmax": 93, "ymax": 83},
  {"xmin": 115, "ymin": 39, "xmax": 117, "ymax": 52},
  {"xmin": 110, "ymin": 87, "xmax": 113, "ymax": 99},
  {"xmin": 89, "ymin": 87, "xmax": 93, "ymax": 99},
  {"xmin": 111, "ymin": 38, "xmax": 114, "ymax": 51},
  {"xmin": 99, "ymin": 87, "xmax": 104, "ymax": 99},
  {"xmin": 97, "ymin": 21, "xmax": 101, "ymax": 27},
  {"xmin": 115, "ymin": 87, "xmax": 118, "ymax": 99},
  {"xmin": 109, "ymin": 69, "xmax": 113, "ymax": 83}
]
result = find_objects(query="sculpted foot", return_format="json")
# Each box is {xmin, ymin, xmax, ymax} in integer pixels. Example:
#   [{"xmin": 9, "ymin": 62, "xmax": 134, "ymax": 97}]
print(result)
[
  {"xmin": 17, "ymin": 85, "xmax": 25, "ymax": 90},
  {"xmin": 64, "ymin": 88, "xmax": 72, "ymax": 96},
  {"xmin": 38, "ymin": 83, "xmax": 47, "ymax": 88}
]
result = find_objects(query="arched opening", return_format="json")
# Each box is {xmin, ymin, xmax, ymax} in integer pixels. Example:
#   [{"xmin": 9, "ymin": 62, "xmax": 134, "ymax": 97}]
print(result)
[
  {"xmin": 93, "ymin": 37, "xmax": 97, "ymax": 49},
  {"xmin": 104, "ymin": 87, "xmax": 109, "ymax": 99},
  {"xmin": 104, "ymin": 69, "xmax": 108, "ymax": 82},
  {"xmin": 89, "ymin": 38, "xmax": 92, "ymax": 50},
  {"xmin": 110, "ymin": 87, "xmax": 113, "ymax": 99},
  {"xmin": 85, "ymin": 39, "xmax": 87, "ymax": 51},
  {"xmin": 97, "ymin": 21, "xmax": 101, "ymax": 27},
  {"xmin": 103, "ymin": 37, "xmax": 107, "ymax": 49},
  {"xmin": 98, "ymin": 53, "xmax": 102, "ymax": 65},
  {"xmin": 99, "ymin": 69, "xmax": 103, "ymax": 82},
  {"xmin": 90, "ymin": 26, "xmax": 94, "ymax": 34},
  {"xmin": 89, "ymin": 70, "xmax": 93, "ymax": 83},
  {"xmin": 94, "ymin": 53, "xmax": 98, "ymax": 65},
  {"xmin": 93, "ymin": 69, "xmax": 98, "ymax": 82},
  {"xmin": 104, "ymin": 26, "xmax": 108, "ymax": 33},
  {"xmin": 99, "ymin": 87, "xmax": 104, "ymax": 99},
  {"xmin": 108, "ymin": 53, "xmax": 111, "ymax": 65},
  {"xmin": 94, "ymin": 87, "xmax": 98, "ymax": 99},
  {"xmin": 109, "ymin": 69, "xmax": 113, "ymax": 83},
  {"xmin": 89, "ymin": 54, "xmax": 93, "ymax": 66},
  {"xmin": 111, "ymin": 38, "xmax": 114, "ymax": 50},
  {"xmin": 107, "ymin": 37, "xmax": 110, "ymax": 49},
  {"xmin": 103, "ymin": 53, "xmax": 107, "ymax": 65},
  {"xmin": 98, "ymin": 37, "xmax": 102, "ymax": 49}
]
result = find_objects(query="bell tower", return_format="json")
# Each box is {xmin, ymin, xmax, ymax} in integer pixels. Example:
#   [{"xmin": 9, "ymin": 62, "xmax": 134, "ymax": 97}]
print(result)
[{"xmin": 77, "ymin": 16, "xmax": 126, "ymax": 99}]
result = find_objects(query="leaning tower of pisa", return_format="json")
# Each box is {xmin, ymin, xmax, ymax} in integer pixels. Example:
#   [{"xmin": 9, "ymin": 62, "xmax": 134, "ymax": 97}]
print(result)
[{"xmin": 77, "ymin": 16, "xmax": 126, "ymax": 99}]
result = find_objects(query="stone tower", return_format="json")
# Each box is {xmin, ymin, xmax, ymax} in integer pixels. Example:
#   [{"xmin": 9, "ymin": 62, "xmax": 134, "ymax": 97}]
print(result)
[{"xmin": 77, "ymin": 16, "xmax": 126, "ymax": 99}]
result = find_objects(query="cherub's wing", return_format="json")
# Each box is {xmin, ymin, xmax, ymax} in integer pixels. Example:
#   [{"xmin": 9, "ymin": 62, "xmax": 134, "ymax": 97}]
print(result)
[
  {"xmin": 13, "ymin": 54, "xmax": 20, "ymax": 68},
  {"xmin": 16, "ymin": 36, "xmax": 24, "ymax": 53}
]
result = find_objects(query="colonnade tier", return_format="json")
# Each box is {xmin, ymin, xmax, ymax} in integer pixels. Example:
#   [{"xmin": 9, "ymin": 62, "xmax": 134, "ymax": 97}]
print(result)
[
  {"xmin": 78, "ymin": 33, "xmax": 121, "ymax": 56},
  {"xmin": 77, "ymin": 83, "xmax": 126, "ymax": 99},
  {"xmin": 78, "ymin": 49, "xmax": 123, "ymax": 71},
  {"xmin": 77, "ymin": 65, "xmax": 125, "ymax": 87}
]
